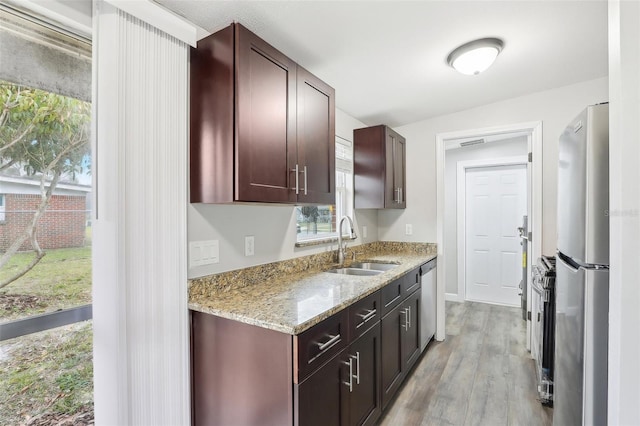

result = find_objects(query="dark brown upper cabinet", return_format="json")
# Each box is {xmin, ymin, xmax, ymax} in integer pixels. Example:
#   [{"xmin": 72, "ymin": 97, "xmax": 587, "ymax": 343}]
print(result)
[
  {"xmin": 190, "ymin": 23, "xmax": 335, "ymax": 205},
  {"xmin": 353, "ymin": 125, "xmax": 406, "ymax": 209},
  {"xmin": 296, "ymin": 66, "xmax": 336, "ymax": 205}
]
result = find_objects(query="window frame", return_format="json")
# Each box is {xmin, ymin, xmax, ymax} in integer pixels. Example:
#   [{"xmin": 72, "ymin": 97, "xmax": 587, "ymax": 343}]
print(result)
[
  {"xmin": 0, "ymin": 194, "xmax": 5, "ymax": 222},
  {"xmin": 295, "ymin": 135, "xmax": 354, "ymax": 246}
]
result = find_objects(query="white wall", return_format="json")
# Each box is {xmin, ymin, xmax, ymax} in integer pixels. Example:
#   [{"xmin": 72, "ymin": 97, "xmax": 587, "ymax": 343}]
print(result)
[
  {"xmin": 443, "ymin": 136, "xmax": 528, "ymax": 296},
  {"xmin": 378, "ymin": 77, "xmax": 608, "ymax": 256},
  {"xmin": 188, "ymin": 108, "xmax": 379, "ymax": 278},
  {"xmin": 607, "ymin": 1, "xmax": 640, "ymax": 424}
]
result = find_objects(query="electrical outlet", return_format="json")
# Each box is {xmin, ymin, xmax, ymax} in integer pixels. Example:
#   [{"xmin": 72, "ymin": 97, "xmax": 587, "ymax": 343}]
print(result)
[
  {"xmin": 362, "ymin": 225, "xmax": 368, "ymax": 239},
  {"xmin": 405, "ymin": 224, "xmax": 413, "ymax": 235},
  {"xmin": 244, "ymin": 235, "xmax": 255, "ymax": 256},
  {"xmin": 189, "ymin": 240, "xmax": 219, "ymax": 267}
]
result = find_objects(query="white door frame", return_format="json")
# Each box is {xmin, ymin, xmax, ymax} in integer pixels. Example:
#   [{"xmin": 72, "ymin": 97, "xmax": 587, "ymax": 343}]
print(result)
[
  {"xmin": 456, "ymin": 156, "xmax": 528, "ymax": 303},
  {"xmin": 435, "ymin": 121, "xmax": 542, "ymax": 347}
]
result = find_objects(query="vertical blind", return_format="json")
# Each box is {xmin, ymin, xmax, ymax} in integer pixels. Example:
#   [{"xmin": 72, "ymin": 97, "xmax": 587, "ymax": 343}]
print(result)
[{"xmin": 93, "ymin": 3, "xmax": 189, "ymax": 424}]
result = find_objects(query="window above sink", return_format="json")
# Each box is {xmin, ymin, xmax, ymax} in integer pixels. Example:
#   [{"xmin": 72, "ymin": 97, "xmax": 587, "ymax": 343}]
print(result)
[{"xmin": 295, "ymin": 136, "xmax": 353, "ymax": 246}]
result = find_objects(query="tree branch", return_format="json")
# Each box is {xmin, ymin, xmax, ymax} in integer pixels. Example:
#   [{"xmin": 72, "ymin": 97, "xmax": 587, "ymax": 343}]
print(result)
[
  {"xmin": 0, "ymin": 171, "xmax": 60, "ymax": 289},
  {"xmin": 0, "ymin": 158, "xmax": 17, "ymax": 172},
  {"xmin": 0, "ymin": 122, "xmax": 35, "ymax": 155},
  {"xmin": 0, "ymin": 251, "xmax": 46, "ymax": 289}
]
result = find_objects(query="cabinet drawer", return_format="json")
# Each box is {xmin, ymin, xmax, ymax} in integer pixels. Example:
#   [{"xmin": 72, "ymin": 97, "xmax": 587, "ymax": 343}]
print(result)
[
  {"xmin": 349, "ymin": 291, "xmax": 381, "ymax": 341},
  {"xmin": 295, "ymin": 309, "xmax": 349, "ymax": 383},
  {"xmin": 403, "ymin": 267, "xmax": 421, "ymax": 297},
  {"xmin": 381, "ymin": 278, "xmax": 403, "ymax": 316}
]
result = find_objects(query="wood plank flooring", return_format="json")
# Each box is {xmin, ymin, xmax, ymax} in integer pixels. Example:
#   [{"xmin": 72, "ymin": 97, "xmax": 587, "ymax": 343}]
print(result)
[{"xmin": 379, "ymin": 301, "xmax": 553, "ymax": 426}]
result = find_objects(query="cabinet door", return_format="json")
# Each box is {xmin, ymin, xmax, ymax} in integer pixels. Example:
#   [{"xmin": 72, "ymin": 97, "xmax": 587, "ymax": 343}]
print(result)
[
  {"xmin": 296, "ymin": 66, "xmax": 335, "ymax": 204},
  {"xmin": 347, "ymin": 324, "xmax": 381, "ymax": 426},
  {"xmin": 402, "ymin": 290, "xmax": 421, "ymax": 373},
  {"xmin": 380, "ymin": 303, "xmax": 404, "ymax": 409},
  {"xmin": 384, "ymin": 128, "xmax": 406, "ymax": 209},
  {"xmin": 354, "ymin": 125, "xmax": 386, "ymax": 209},
  {"xmin": 296, "ymin": 350, "xmax": 348, "ymax": 426},
  {"xmin": 235, "ymin": 24, "xmax": 297, "ymax": 203}
]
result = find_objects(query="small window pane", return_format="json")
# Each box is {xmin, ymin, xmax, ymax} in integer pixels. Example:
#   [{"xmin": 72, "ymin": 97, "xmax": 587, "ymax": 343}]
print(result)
[{"xmin": 296, "ymin": 136, "xmax": 354, "ymax": 242}]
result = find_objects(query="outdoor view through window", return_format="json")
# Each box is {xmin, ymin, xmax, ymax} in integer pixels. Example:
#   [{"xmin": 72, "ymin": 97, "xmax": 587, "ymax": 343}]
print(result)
[
  {"xmin": 0, "ymin": 8, "xmax": 93, "ymax": 425},
  {"xmin": 296, "ymin": 136, "xmax": 353, "ymax": 242}
]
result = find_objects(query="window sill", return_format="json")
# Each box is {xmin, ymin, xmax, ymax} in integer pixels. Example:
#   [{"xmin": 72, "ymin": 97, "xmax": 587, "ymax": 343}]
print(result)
[{"xmin": 295, "ymin": 235, "xmax": 357, "ymax": 248}]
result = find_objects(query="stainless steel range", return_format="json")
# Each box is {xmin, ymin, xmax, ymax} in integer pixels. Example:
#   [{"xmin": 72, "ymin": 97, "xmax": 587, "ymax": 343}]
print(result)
[{"xmin": 532, "ymin": 255, "xmax": 556, "ymax": 406}]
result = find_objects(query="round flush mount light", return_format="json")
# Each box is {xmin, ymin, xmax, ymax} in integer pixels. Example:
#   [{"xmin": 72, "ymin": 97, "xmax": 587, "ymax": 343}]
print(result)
[{"xmin": 447, "ymin": 38, "xmax": 504, "ymax": 75}]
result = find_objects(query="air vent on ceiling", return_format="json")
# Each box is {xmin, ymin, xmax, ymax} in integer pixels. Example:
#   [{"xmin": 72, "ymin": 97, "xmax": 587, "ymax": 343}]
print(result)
[{"xmin": 459, "ymin": 138, "xmax": 486, "ymax": 147}]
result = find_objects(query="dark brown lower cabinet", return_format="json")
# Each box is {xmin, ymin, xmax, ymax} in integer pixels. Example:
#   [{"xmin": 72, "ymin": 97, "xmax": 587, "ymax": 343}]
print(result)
[
  {"xmin": 402, "ymin": 290, "xmax": 422, "ymax": 372},
  {"xmin": 380, "ymin": 289, "xmax": 422, "ymax": 409},
  {"xmin": 191, "ymin": 312, "xmax": 293, "ymax": 426},
  {"xmin": 348, "ymin": 323, "xmax": 382, "ymax": 426},
  {"xmin": 191, "ymin": 277, "xmax": 423, "ymax": 425},
  {"xmin": 295, "ymin": 323, "xmax": 382, "ymax": 426},
  {"xmin": 296, "ymin": 348, "xmax": 348, "ymax": 426},
  {"xmin": 381, "ymin": 302, "xmax": 404, "ymax": 409}
]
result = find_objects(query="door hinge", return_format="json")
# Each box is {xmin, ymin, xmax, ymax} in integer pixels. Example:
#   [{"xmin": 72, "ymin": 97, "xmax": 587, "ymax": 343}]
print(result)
[
  {"xmin": 528, "ymin": 152, "xmax": 533, "ymax": 163},
  {"xmin": 527, "ymin": 311, "xmax": 532, "ymax": 321}
]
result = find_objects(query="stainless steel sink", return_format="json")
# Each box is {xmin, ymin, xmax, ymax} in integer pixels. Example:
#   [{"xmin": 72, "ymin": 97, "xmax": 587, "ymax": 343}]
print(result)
[
  {"xmin": 349, "ymin": 262, "xmax": 398, "ymax": 271},
  {"xmin": 325, "ymin": 268, "xmax": 383, "ymax": 276}
]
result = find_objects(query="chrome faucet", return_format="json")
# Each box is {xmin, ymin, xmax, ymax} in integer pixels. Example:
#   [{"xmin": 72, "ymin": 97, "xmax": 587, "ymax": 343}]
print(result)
[{"xmin": 337, "ymin": 215, "xmax": 357, "ymax": 264}]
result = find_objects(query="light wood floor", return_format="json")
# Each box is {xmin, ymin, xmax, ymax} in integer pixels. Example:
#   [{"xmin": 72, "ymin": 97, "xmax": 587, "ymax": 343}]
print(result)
[{"xmin": 379, "ymin": 301, "xmax": 553, "ymax": 426}]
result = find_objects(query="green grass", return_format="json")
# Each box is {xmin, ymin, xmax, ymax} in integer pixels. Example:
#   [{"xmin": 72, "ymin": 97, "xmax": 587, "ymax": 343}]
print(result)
[
  {"xmin": 0, "ymin": 322, "xmax": 93, "ymax": 425},
  {"xmin": 0, "ymin": 244, "xmax": 94, "ymax": 424},
  {"xmin": 0, "ymin": 246, "xmax": 92, "ymax": 320}
]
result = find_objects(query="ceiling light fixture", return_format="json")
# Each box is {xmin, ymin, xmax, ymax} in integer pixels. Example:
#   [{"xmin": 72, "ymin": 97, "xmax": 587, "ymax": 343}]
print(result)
[{"xmin": 447, "ymin": 38, "xmax": 504, "ymax": 76}]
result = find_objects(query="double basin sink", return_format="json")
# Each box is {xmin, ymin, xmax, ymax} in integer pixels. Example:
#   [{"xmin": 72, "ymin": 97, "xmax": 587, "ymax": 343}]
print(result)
[{"xmin": 325, "ymin": 261, "xmax": 398, "ymax": 276}]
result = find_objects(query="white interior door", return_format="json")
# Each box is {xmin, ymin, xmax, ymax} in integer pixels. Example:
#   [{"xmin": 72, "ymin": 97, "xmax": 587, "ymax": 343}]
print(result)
[{"xmin": 465, "ymin": 164, "xmax": 527, "ymax": 306}]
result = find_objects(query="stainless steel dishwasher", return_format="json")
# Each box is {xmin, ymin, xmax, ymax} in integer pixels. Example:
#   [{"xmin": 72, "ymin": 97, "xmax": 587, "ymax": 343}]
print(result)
[{"xmin": 420, "ymin": 258, "xmax": 437, "ymax": 351}]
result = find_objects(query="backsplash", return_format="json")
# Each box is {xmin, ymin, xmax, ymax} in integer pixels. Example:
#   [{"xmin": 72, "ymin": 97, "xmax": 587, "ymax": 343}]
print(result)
[{"xmin": 188, "ymin": 241, "xmax": 437, "ymax": 297}]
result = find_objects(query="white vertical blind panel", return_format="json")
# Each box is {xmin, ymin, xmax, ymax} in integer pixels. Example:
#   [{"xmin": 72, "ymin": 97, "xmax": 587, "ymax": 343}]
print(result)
[
  {"xmin": 93, "ymin": 3, "xmax": 189, "ymax": 424},
  {"xmin": 120, "ymin": 10, "xmax": 188, "ymax": 424}
]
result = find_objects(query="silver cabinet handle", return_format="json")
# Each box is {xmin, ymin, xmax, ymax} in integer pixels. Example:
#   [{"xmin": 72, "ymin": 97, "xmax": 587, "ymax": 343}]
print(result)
[
  {"xmin": 399, "ymin": 187, "xmax": 403, "ymax": 203},
  {"xmin": 356, "ymin": 309, "xmax": 377, "ymax": 328},
  {"xmin": 407, "ymin": 306, "xmax": 411, "ymax": 329},
  {"xmin": 291, "ymin": 164, "xmax": 299, "ymax": 194},
  {"xmin": 401, "ymin": 309, "xmax": 408, "ymax": 330},
  {"xmin": 303, "ymin": 165, "xmax": 308, "ymax": 195},
  {"xmin": 395, "ymin": 187, "xmax": 400, "ymax": 203},
  {"xmin": 342, "ymin": 358, "xmax": 353, "ymax": 392},
  {"xmin": 317, "ymin": 334, "xmax": 341, "ymax": 352},
  {"xmin": 353, "ymin": 352, "xmax": 360, "ymax": 385}
]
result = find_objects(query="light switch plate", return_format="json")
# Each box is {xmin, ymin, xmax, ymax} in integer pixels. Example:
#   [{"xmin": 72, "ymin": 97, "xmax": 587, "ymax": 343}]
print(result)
[
  {"xmin": 405, "ymin": 224, "xmax": 413, "ymax": 235},
  {"xmin": 244, "ymin": 235, "xmax": 255, "ymax": 256},
  {"xmin": 362, "ymin": 225, "xmax": 368, "ymax": 239},
  {"xmin": 189, "ymin": 240, "xmax": 219, "ymax": 267}
]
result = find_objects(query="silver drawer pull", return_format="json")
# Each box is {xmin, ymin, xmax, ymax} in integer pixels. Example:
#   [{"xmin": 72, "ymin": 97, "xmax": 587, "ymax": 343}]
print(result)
[
  {"xmin": 303, "ymin": 165, "xmax": 308, "ymax": 195},
  {"xmin": 290, "ymin": 164, "xmax": 299, "ymax": 194},
  {"xmin": 317, "ymin": 334, "xmax": 341, "ymax": 351},
  {"xmin": 342, "ymin": 358, "xmax": 353, "ymax": 392},
  {"xmin": 353, "ymin": 352, "xmax": 360, "ymax": 385},
  {"xmin": 407, "ymin": 306, "xmax": 411, "ymax": 329},
  {"xmin": 356, "ymin": 309, "xmax": 377, "ymax": 328},
  {"xmin": 401, "ymin": 309, "xmax": 408, "ymax": 330}
]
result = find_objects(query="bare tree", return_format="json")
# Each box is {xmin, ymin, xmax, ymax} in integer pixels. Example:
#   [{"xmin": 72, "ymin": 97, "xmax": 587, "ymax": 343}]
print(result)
[{"xmin": 0, "ymin": 81, "xmax": 90, "ymax": 289}]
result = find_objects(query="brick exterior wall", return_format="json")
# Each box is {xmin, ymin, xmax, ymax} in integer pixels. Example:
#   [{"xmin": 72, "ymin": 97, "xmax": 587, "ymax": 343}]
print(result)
[{"xmin": 0, "ymin": 194, "xmax": 87, "ymax": 252}]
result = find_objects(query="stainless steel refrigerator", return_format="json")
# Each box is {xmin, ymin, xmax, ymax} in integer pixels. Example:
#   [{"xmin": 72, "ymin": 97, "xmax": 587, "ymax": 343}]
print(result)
[{"xmin": 554, "ymin": 103, "xmax": 609, "ymax": 426}]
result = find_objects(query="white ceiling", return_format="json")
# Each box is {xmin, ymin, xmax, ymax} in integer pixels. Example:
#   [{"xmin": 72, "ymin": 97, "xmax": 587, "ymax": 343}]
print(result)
[{"xmin": 157, "ymin": 0, "xmax": 608, "ymax": 128}]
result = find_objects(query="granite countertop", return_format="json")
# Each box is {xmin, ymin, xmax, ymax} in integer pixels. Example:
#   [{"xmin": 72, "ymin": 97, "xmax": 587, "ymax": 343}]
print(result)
[{"xmin": 189, "ymin": 242, "xmax": 437, "ymax": 335}]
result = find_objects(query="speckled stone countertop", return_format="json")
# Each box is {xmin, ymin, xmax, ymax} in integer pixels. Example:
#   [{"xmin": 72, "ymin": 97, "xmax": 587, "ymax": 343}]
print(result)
[{"xmin": 189, "ymin": 242, "xmax": 437, "ymax": 335}]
